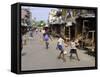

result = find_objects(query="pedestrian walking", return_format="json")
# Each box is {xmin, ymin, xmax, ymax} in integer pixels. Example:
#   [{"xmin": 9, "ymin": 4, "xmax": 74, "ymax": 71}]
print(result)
[
  {"xmin": 43, "ymin": 32, "xmax": 52, "ymax": 49},
  {"xmin": 42, "ymin": 29, "xmax": 46, "ymax": 41},
  {"xmin": 44, "ymin": 33, "xmax": 49, "ymax": 49},
  {"xmin": 69, "ymin": 39, "xmax": 80, "ymax": 61},
  {"xmin": 29, "ymin": 29, "xmax": 33, "ymax": 38},
  {"xmin": 57, "ymin": 35, "xmax": 66, "ymax": 62},
  {"xmin": 22, "ymin": 33, "xmax": 28, "ymax": 45}
]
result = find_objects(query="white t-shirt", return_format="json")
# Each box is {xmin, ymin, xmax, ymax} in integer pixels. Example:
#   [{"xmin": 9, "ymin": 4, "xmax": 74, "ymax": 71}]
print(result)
[
  {"xmin": 58, "ymin": 38, "xmax": 64, "ymax": 46},
  {"xmin": 70, "ymin": 41, "xmax": 77, "ymax": 49}
]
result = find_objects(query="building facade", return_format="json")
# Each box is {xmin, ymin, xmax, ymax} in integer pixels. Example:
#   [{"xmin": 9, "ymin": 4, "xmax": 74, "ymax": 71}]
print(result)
[
  {"xmin": 48, "ymin": 9, "xmax": 66, "ymax": 37},
  {"xmin": 48, "ymin": 8, "xmax": 96, "ymax": 50},
  {"xmin": 21, "ymin": 8, "xmax": 32, "ymax": 35}
]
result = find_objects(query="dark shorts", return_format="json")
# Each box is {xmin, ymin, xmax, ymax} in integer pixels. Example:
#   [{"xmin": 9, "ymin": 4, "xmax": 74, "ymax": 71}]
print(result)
[
  {"xmin": 58, "ymin": 45, "xmax": 64, "ymax": 52},
  {"xmin": 70, "ymin": 49, "xmax": 77, "ymax": 53}
]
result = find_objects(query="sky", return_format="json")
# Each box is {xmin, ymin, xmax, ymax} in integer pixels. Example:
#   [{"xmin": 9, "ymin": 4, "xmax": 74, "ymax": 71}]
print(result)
[{"xmin": 22, "ymin": 6, "xmax": 54, "ymax": 23}]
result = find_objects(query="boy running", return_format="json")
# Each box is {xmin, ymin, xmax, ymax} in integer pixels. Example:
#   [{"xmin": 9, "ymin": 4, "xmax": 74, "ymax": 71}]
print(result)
[{"xmin": 57, "ymin": 35, "xmax": 66, "ymax": 62}]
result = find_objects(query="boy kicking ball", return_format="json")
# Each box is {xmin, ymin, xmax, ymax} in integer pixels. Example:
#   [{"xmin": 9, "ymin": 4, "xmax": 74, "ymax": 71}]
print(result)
[{"xmin": 56, "ymin": 35, "xmax": 66, "ymax": 62}]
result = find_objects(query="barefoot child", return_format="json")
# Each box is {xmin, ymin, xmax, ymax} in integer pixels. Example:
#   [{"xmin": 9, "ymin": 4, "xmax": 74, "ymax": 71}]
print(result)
[{"xmin": 57, "ymin": 35, "xmax": 66, "ymax": 62}]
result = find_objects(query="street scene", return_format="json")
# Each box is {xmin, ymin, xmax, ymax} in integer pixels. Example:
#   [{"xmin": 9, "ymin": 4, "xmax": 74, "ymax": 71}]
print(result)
[{"xmin": 21, "ymin": 6, "xmax": 96, "ymax": 71}]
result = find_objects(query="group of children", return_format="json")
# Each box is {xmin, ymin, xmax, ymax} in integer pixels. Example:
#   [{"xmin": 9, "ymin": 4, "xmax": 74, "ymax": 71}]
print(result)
[
  {"xmin": 42, "ymin": 30, "xmax": 80, "ymax": 62},
  {"xmin": 56, "ymin": 35, "xmax": 80, "ymax": 62}
]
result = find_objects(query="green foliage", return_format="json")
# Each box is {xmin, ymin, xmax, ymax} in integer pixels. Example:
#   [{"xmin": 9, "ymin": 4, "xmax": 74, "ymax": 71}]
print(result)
[
  {"xmin": 38, "ymin": 20, "xmax": 46, "ymax": 27},
  {"xmin": 31, "ymin": 19, "xmax": 46, "ymax": 27}
]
